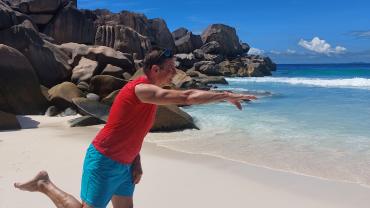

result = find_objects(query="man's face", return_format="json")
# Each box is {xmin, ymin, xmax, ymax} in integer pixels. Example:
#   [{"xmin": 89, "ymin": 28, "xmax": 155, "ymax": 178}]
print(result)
[{"xmin": 155, "ymin": 58, "xmax": 177, "ymax": 86}]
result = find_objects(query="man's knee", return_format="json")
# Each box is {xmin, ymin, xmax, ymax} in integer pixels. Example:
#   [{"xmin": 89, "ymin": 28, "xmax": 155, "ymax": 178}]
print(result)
[{"xmin": 82, "ymin": 202, "xmax": 92, "ymax": 208}]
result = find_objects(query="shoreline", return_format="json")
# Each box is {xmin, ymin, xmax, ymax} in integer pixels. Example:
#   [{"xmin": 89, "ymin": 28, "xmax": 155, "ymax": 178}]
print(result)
[
  {"xmin": 1, "ymin": 116, "xmax": 370, "ymax": 207},
  {"xmin": 146, "ymin": 139, "xmax": 370, "ymax": 190}
]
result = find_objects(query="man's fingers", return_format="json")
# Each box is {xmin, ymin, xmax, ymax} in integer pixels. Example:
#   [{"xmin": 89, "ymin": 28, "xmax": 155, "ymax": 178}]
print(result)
[
  {"xmin": 235, "ymin": 101, "xmax": 242, "ymax": 110},
  {"xmin": 228, "ymin": 99, "xmax": 242, "ymax": 110},
  {"xmin": 132, "ymin": 171, "xmax": 142, "ymax": 184}
]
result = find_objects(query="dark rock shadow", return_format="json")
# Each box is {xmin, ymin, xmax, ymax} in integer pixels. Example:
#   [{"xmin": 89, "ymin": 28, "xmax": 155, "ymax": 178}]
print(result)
[{"xmin": 16, "ymin": 116, "xmax": 40, "ymax": 129}]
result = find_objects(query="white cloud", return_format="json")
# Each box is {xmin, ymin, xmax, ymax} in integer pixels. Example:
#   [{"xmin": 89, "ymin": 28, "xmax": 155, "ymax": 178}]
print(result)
[
  {"xmin": 298, "ymin": 37, "xmax": 346, "ymax": 55},
  {"xmin": 248, "ymin": 47, "xmax": 264, "ymax": 55},
  {"xmin": 269, "ymin": 49, "xmax": 296, "ymax": 55},
  {"xmin": 269, "ymin": 50, "xmax": 281, "ymax": 55},
  {"xmin": 286, "ymin": 49, "xmax": 296, "ymax": 54},
  {"xmin": 350, "ymin": 31, "xmax": 370, "ymax": 38}
]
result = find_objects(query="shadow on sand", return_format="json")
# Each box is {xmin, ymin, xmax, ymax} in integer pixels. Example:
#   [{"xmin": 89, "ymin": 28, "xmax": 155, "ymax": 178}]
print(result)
[{"xmin": 16, "ymin": 116, "xmax": 40, "ymax": 129}]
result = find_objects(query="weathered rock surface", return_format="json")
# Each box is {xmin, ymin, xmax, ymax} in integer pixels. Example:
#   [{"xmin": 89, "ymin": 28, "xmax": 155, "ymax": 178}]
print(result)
[
  {"xmin": 86, "ymin": 93, "xmax": 100, "ymax": 101},
  {"xmin": 173, "ymin": 29, "xmax": 203, "ymax": 54},
  {"xmin": 43, "ymin": 3, "xmax": 96, "ymax": 44},
  {"xmin": 148, "ymin": 18, "xmax": 175, "ymax": 50},
  {"xmin": 151, "ymin": 105, "xmax": 198, "ymax": 132},
  {"xmin": 95, "ymin": 25, "xmax": 151, "ymax": 59},
  {"xmin": 94, "ymin": 10, "xmax": 174, "ymax": 50},
  {"xmin": 29, "ymin": 14, "xmax": 53, "ymax": 25},
  {"xmin": 194, "ymin": 76, "xmax": 228, "ymax": 85},
  {"xmin": 68, "ymin": 115, "xmax": 105, "ymax": 127},
  {"xmin": 0, "ymin": 44, "xmax": 48, "ymax": 114},
  {"xmin": 0, "ymin": 111, "xmax": 21, "ymax": 130},
  {"xmin": 11, "ymin": 0, "xmax": 62, "ymax": 13},
  {"xmin": 171, "ymin": 69, "xmax": 193, "ymax": 89},
  {"xmin": 101, "ymin": 90, "xmax": 120, "ymax": 105},
  {"xmin": 172, "ymin": 27, "xmax": 189, "ymax": 41},
  {"xmin": 194, "ymin": 61, "xmax": 221, "ymax": 76},
  {"xmin": 101, "ymin": 64, "xmax": 124, "ymax": 78},
  {"xmin": 0, "ymin": 1, "xmax": 29, "ymax": 30},
  {"xmin": 70, "ymin": 45, "xmax": 134, "ymax": 73},
  {"xmin": 0, "ymin": 24, "xmax": 71, "ymax": 87},
  {"xmin": 201, "ymin": 24, "xmax": 243, "ymax": 57},
  {"xmin": 48, "ymin": 82, "xmax": 84, "ymax": 109},
  {"xmin": 175, "ymin": 53, "xmax": 198, "ymax": 70},
  {"xmin": 72, "ymin": 97, "xmax": 110, "ymax": 122},
  {"xmin": 200, "ymin": 41, "xmax": 222, "ymax": 54},
  {"xmin": 89, "ymin": 75, "xmax": 126, "ymax": 99},
  {"xmin": 45, "ymin": 106, "xmax": 61, "ymax": 117},
  {"xmin": 71, "ymin": 57, "xmax": 98, "ymax": 84}
]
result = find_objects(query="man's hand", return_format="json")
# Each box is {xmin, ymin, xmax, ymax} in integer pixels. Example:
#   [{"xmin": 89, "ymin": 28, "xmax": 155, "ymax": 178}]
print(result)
[
  {"xmin": 131, "ymin": 155, "xmax": 142, "ymax": 184},
  {"xmin": 224, "ymin": 92, "xmax": 257, "ymax": 110}
]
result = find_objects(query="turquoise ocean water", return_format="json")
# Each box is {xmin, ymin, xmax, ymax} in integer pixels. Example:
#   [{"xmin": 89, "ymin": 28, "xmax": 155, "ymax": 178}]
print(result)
[{"xmin": 148, "ymin": 64, "xmax": 370, "ymax": 187}]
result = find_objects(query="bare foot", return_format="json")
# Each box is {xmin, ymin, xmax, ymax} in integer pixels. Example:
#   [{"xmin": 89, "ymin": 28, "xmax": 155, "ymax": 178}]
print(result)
[{"xmin": 14, "ymin": 170, "xmax": 50, "ymax": 192}]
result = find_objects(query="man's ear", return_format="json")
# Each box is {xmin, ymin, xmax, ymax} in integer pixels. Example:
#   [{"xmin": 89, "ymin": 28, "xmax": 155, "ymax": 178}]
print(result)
[{"xmin": 151, "ymin": 65, "xmax": 160, "ymax": 73}]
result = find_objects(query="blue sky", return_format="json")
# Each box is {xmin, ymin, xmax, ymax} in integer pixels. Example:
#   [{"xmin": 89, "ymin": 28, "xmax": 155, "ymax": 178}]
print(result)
[{"xmin": 79, "ymin": 0, "xmax": 370, "ymax": 64}]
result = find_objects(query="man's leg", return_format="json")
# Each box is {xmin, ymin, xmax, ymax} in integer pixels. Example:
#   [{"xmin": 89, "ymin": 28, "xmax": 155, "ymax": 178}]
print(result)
[
  {"xmin": 111, "ymin": 195, "xmax": 133, "ymax": 208},
  {"xmin": 14, "ymin": 171, "xmax": 88, "ymax": 208}
]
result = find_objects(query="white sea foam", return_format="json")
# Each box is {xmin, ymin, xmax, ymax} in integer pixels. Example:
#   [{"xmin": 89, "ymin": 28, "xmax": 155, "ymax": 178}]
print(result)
[{"xmin": 226, "ymin": 77, "xmax": 370, "ymax": 90}]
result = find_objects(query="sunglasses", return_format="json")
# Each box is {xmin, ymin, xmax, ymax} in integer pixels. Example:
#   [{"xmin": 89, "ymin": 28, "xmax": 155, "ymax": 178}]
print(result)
[{"xmin": 158, "ymin": 48, "xmax": 173, "ymax": 59}]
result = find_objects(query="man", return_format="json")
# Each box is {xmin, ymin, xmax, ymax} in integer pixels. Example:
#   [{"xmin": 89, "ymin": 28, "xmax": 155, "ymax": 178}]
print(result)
[{"xmin": 14, "ymin": 48, "xmax": 257, "ymax": 208}]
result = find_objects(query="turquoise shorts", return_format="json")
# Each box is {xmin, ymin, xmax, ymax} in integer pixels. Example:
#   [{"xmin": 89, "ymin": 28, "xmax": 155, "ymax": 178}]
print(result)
[{"xmin": 80, "ymin": 144, "xmax": 135, "ymax": 208}]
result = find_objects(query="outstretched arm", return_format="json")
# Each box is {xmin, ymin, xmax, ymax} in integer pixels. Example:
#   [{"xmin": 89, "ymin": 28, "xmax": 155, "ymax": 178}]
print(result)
[{"xmin": 135, "ymin": 84, "xmax": 257, "ymax": 110}]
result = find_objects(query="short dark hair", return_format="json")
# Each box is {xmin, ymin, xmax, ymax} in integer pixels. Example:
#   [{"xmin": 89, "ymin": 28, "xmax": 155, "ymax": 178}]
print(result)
[{"xmin": 143, "ymin": 47, "xmax": 174, "ymax": 75}]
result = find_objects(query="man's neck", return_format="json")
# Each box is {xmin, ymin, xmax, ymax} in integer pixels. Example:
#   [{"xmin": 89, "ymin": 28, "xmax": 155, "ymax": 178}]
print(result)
[{"xmin": 146, "ymin": 73, "xmax": 161, "ymax": 86}]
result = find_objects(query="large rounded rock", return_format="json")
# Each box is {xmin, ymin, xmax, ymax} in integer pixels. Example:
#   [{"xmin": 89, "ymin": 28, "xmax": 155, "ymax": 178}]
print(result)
[
  {"xmin": 171, "ymin": 69, "xmax": 193, "ymax": 89},
  {"xmin": 200, "ymin": 41, "xmax": 222, "ymax": 55},
  {"xmin": 45, "ymin": 106, "xmax": 61, "ymax": 116},
  {"xmin": 89, "ymin": 75, "xmax": 127, "ymax": 99},
  {"xmin": 194, "ymin": 61, "xmax": 221, "ymax": 76},
  {"xmin": 95, "ymin": 11, "xmax": 151, "ymax": 37},
  {"xmin": 172, "ymin": 27, "xmax": 189, "ymax": 41},
  {"xmin": 96, "ymin": 25, "xmax": 152, "ymax": 60},
  {"xmin": 101, "ymin": 64, "xmax": 124, "ymax": 78},
  {"xmin": 245, "ymin": 62, "xmax": 271, "ymax": 77},
  {"xmin": 28, "ymin": 14, "xmax": 54, "ymax": 25},
  {"xmin": 196, "ymin": 76, "xmax": 228, "ymax": 85},
  {"xmin": 175, "ymin": 53, "xmax": 198, "ymax": 70},
  {"xmin": 94, "ymin": 25, "xmax": 116, "ymax": 48},
  {"xmin": 72, "ymin": 97, "xmax": 110, "ymax": 122},
  {"xmin": 201, "ymin": 24, "xmax": 243, "ymax": 57},
  {"xmin": 68, "ymin": 115, "xmax": 105, "ymax": 127},
  {"xmin": 0, "ymin": 44, "xmax": 48, "ymax": 114},
  {"xmin": 114, "ymin": 25, "xmax": 152, "ymax": 60},
  {"xmin": 0, "ymin": 24, "xmax": 71, "ymax": 87},
  {"xmin": 174, "ymin": 32, "xmax": 203, "ymax": 54},
  {"xmin": 48, "ymin": 82, "xmax": 84, "ymax": 109},
  {"xmin": 218, "ymin": 60, "xmax": 240, "ymax": 76},
  {"xmin": 241, "ymin": 42, "xmax": 250, "ymax": 54},
  {"xmin": 12, "ymin": 0, "xmax": 62, "ymax": 13},
  {"xmin": 95, "ymin": 11, "xmax": 174, "ymax": 50},
  {"xmin": 0, "ymin": 1, "xmax": 26, "ymax": 30},
  {"xmin": 43, "ymin": 3, "xmax": 96, "ymax": 44},
  {"xmin": 0, "ymin": 111, "xmax": 21, "ymax": 130},
  {"xmin": 151, "ymin": 105, "xmax": 198, "ymax": 132},
  {"xmin": 70, "ymin": 46, "xmax": 134, "ymax": 73},
  {"xmin": 57, "ymin": 42, "xmax": 87, "ymax": 58},
  {"xmin": 101, "ymin": 89, "xmax": 120, "ymax": 105},
  {"xmin": 148, "ymin": 18, "xmax": 175, "ymax": 50},
  {"xmin": 204, "ymin": 53, "xmax": 225, "ymax": 64},
  {"xmin": 71, "ymin": 57, "xmax": 98, "ymax": 84}
]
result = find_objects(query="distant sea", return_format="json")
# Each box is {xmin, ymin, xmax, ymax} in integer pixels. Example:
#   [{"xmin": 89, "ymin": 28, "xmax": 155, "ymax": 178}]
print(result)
[{"xmin": 148, "ymin": 64, "xmax": 370, "ymax": 187}]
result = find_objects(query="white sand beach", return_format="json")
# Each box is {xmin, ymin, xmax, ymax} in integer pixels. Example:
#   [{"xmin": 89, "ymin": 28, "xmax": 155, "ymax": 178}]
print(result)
[{"xmin": 1, "ymin": 115, "xmax": 370, "ymax": 208}]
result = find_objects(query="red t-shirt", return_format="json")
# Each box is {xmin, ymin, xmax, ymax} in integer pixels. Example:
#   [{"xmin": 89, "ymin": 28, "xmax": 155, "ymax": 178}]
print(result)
[{"xmin": 92, "ymin": 76, "xmax": 157, "ymax": 164}]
